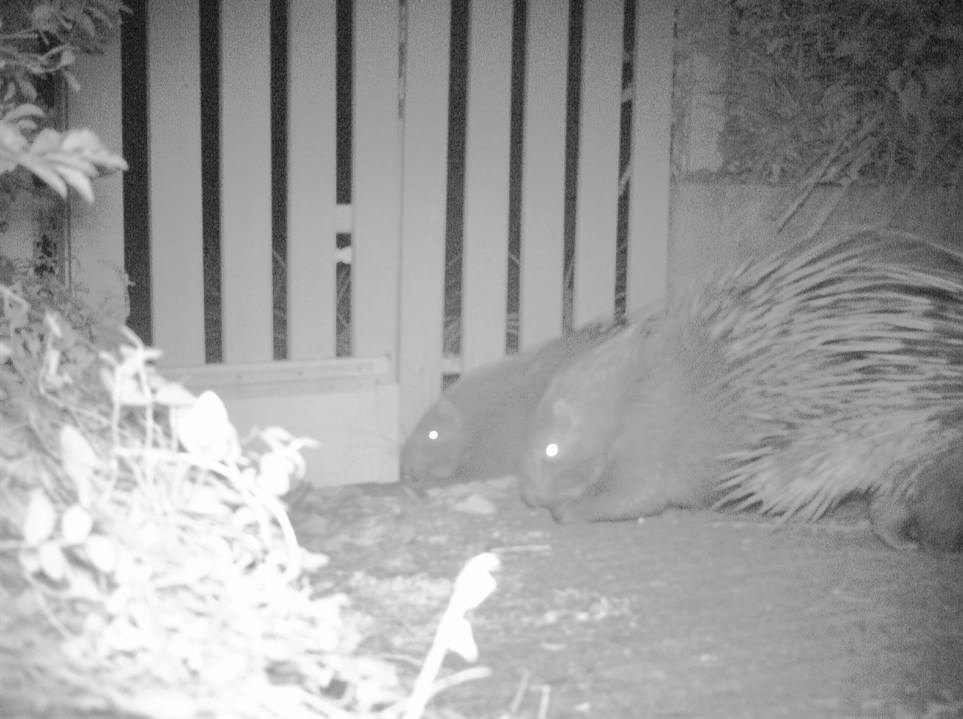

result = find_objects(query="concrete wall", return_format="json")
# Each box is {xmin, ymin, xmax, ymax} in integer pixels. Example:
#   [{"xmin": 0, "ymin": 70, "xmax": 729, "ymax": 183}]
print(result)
[{"xmin": 668, "ymin": 181, "xmax": 963, "ymax": 301}]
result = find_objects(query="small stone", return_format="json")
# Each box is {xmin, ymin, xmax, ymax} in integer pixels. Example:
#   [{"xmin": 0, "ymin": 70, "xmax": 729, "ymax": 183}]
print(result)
[{"xmin": 452, "ymin": 494, "xmax": 496, "ymax": 515}]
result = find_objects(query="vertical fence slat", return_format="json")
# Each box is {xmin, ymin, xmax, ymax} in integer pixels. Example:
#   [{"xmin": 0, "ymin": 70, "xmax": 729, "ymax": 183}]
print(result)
[
  {"xmin": 352, "ymin": 1, "xmax": 402, "ymax": 361},
  {"xmin": 461, "ymin": 0, "xmax": 514, "ymax": 372},
  {"xmin": 67, "ymin": 31, "xmax": 126, "ymax": 321},
  {"xmin": 397, "ymin": 0, "xmax": 452, "ymax": 430},
  {"xmin": 627, "ymin": 0, "xmax": 673, "ymax": 309},
  {"xmin": 287, "ymin": 0, "xmax": 338, "ymax": 359},
  {"xmin": 220, "ymin": 0, "xmax": 274, "ymax": 362},
  {"xmin": 573, "ymin": 0, "xmax": 624, "ymax": 326},
  {"xmin": 147, "ymin": 0, "xmax": 205, "ymax": 365},
  {"xmin": 519, "ymin": 0, "xmax": 570, "ymax": 349}
]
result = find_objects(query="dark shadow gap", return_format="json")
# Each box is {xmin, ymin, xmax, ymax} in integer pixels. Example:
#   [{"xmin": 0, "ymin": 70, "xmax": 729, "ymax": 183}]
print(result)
[
  {"xmin": 199, "ymin": 0, "xmax": 222, "ymax": 363},
  {"xmin": 563, "ymin": 0, "xmax": 583, "ymax": 334},
  {"xmin": 271, "ymin": 0, "xmax": 289, "ymax": 360},
  {"xmin": 121, "ymin": 0, "xmax": 151, "ymax": 344},
  {"xmin": 506, "ymin": 0, "xmax": 527, "ymax": 354},
  {"xmin": 336, "ymin": 0, "xmax": 353, "ymax": 356},
  {"xmin": 615, "ymin": 0, "xmax": 635, "ymax": 320},
  {"xmin": 443, "ymin": 0, "xmax": 469, "ymax": 358}
]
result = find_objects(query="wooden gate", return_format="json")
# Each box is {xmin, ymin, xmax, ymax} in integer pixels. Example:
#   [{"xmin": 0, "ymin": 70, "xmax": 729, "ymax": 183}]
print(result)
[{"xmin": 62, "ymin": 0, "xmax": 673, "ymax": 485}]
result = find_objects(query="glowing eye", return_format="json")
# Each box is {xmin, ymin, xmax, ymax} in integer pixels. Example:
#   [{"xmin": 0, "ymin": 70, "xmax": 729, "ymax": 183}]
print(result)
[
  {"xmin": 544, "ymin": 442, "xmax": 559, "ymax": 459},
  {"xmin": 428, "ymin": 429, "xmax": 439, "ymax": 441}
]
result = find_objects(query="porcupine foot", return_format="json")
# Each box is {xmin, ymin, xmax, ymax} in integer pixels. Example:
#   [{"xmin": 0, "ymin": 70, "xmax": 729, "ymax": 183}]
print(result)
[
  {"xmin": 870, "ymin": 445, "xmax": 963, "ymax": 552},
  {"xmin": 521, "ymin": 457, "xmax": 650, "ymax": 523},
  {"xmin": 548, "ymin": 452, "xmax": 713, "ymax": 524}
]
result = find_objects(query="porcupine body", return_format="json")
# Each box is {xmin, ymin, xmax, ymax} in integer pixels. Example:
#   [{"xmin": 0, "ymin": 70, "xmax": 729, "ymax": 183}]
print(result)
[
  {"xmin": 518, "ymin": 229, "xmax": 963, "ymax": 551},
  {"xmin": 400, "ymin": 316, "xmax": 628, "ymax": 483}
]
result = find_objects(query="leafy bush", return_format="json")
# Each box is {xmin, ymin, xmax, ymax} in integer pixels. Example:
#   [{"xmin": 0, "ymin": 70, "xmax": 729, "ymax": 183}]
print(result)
[
  {"xmin": 0, "ymin": 263, "xmax": 500, "ymax": 718},
  {"xmin": 0, "ymin": 0, "xmax": 127, "ymax": 227},
  {"xmin": 0, "ymin": 265, "xmax": 394, "ymax": 717},
  {"xmin": 678, "ymin": 0, "xmax": 963, "ymax": 188}
]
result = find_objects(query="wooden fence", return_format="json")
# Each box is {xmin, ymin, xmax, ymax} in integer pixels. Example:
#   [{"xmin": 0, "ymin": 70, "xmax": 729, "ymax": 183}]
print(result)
[{"xmin": 61, "ymin": 0, "xmax": 674, "ymax": 485}]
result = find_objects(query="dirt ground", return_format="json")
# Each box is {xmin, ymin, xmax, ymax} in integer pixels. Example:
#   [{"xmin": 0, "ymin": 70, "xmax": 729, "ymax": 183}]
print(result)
[{"xmin": 289, "ymin": 477, "xmax": 963, "ymax": 719}]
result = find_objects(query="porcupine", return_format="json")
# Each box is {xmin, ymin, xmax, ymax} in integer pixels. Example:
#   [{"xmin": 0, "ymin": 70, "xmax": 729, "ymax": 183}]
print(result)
[
  {"xmin": 400, "ymin": 315, "xmax": 631, "ymax": 483},
  {"xmin": 518, "ymin": 229, "xmax": 963, "ymax": 552}
]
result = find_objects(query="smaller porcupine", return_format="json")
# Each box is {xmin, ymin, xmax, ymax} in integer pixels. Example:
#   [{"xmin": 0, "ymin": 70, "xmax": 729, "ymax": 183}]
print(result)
[
  {"xmin": 400, "ymin": 316, "xmax": 630, "ymax": 483},
  {"xmin": 518, "ymin": 229, "xmax": 963, "ymax": 552}
]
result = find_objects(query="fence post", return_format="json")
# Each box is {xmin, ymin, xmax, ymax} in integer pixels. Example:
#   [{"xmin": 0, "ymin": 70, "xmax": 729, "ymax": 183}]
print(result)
[
  {"xmin": 353, "ymin": 0, "xmax": 404, "ymax": 366},
  {"xmin": 573, "ymin": 0, "xmax": 624, "ymax": 327},
  {"xmin": 461, "ymin": 0, "xmax": 514, "ymax": 372},
  {"xmin": 287, "ymin": 0, "xmax": 339, "ymax": 360},
  {"xmin": 145, "ymin": 0, "xmax": 205, "ymax": 365},
  {"xmin": 220, "ymin": 0, "xmax": 274, "ymax": 362},
  {"xmin": 396, "ymin": 0, "xmax": 452, "ymax": 432},
  {"xmin": 519, "ymin": 0, "xmax": 570, "ymax": 350},
  {"xmin": 627, "ymin": 0, "xmax": 674, "ymax": 310}
]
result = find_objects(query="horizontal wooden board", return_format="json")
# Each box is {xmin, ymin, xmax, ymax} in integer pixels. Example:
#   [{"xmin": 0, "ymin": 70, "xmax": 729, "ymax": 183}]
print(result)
[{"xmin": 173, "ymin": 357, "xmax": 398, "ymax": 485}]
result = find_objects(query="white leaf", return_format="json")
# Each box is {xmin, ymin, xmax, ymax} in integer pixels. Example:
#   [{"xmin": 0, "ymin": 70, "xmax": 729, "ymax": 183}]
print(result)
[
  {"xmin": 452, "ymin": 552, "xmax": 500, "ymax": 613},
  {"xmin": 60, "ymin": 425, "xmax": 100, "ymax": 498},
  {"xmin": 61, "ymin": 128, "xmax": 128, "ymax": 172},
  {"xmin": 23, "ymin": 490, "xmax": 57, "ymax": 545},
  {"xmin": 0, "ymin": 120, "xmax": 29, "ymax": 153},
  {"xmin": 175, "ymin": 390, "xmax": 239, "ymax": 461},
  {"xmin": 85, "ymin": 534, "xmax": 118, "ymax": 574},
  {"xmin": 53, "ymin": 163, "xmax": 95, "ymax": 203},
  {"xmin": 3, "ymin": 103, "xmax": 45, "ymax": 123},
  {"xmin": 30, "ymin": 127, "xmax": 62, "ymax": 154},
  {"xmin": 300, "ymin": 548, "xmax": 330, "ymax": 572},
  {"xmin": 38, "ymin": 541, "xmax": 67, "ymax": 582},
  {"xmin": 445, "ymin": 616, "xmax": 479, "ymax": 663},
  {"xmin": 153, "ymin": 382, "xmax": 195, "ymax": 407},
  {"xmin": 258, "ymin": 451, "xmax": 293, "ymax": 496},
  {"xmin": 61, "ymin": 504, "xmax": 93, "ymax": 543}
]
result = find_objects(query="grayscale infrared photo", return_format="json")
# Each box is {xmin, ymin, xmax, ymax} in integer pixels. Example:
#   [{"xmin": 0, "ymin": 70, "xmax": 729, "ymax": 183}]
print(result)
[{"xmin": 1, "ymin": 1, "xmax": 961, "ymax": 718}]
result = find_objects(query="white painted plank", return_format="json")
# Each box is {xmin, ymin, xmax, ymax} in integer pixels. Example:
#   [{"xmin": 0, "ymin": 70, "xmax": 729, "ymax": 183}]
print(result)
[
  {"xmin": 573, "ymin": 0, "xmax": 623, "ymax": 326},
  {"xmin": 626, "ymin": 0, "xmax": 673, "ymax": 310},
  {"xmin": 146, "ymin": 0, "xmax": 206, "ymax": 365},
  {"xmin": 287, "ymin": 0, "xmax": 338, "ymax": 359},
  {"xmin": 174, "ymin": 358, "xmax": 399, "ymax": 486},
  {"xmin": 220, "ymin": 0, "xmax": 274, "ymax": 362},
  {"xmin": 352, "ymin": 1, "xmax": 403, "ymax": 362},
  {"xmin": 67, "ymin": 31, "xmax": 127, "ymax": 323},
  {"xmin": 396, "ymin": 0, "xmax": 451, "ymax": 431},
  {"xmin": 519, "ymin": 0, "xmax": 569, "ymax": 349},
  {"xmin": 461, "ymin": 0, "xmax": 514, "ymax": 372}
]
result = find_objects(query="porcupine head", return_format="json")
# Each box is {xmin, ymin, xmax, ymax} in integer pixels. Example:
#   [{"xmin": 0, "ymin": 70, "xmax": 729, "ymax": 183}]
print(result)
[
  {"xmin": 401, "ymin": 318, "xmax": 625, "ymax": 482},
  {"xmin": 401, "ymin": 353, "xmax": 541, "ymax": 482},
  {"xmin": 400, "ymin": 391, "xmax": 468, "ymax": 481},
  {"xmin": 516, "ymin": 319, "xmax": 630, "ymax": 500},
  {"xmin": 520, "ymin": 310, "xmax": 736, "ymax": 523}
]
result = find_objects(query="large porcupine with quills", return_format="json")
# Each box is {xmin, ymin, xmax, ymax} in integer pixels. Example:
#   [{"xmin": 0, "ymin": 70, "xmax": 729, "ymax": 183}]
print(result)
[{"xmin": 518, "ymin": 229, "xmax": 963, "ymax": 552}]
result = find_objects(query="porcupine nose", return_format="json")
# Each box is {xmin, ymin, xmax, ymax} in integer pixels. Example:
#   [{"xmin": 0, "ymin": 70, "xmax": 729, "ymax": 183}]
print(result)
[{"xmin": 517, "ymin": 451, "xmax": 546, "ymax": 507}]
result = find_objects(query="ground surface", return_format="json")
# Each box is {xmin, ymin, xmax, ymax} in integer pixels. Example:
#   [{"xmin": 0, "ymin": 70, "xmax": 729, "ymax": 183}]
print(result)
[{"xmin": 289, "ymin": 477, "xmax": 963, "ymax": 719}]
